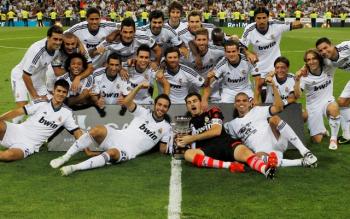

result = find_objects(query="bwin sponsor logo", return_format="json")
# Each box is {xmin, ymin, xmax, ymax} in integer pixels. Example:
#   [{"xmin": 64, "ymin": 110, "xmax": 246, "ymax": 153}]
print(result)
[
  {"xmin": 102, "ymin": 91, "xmax": 119, "ymax": 98},
  {"xmin": 258, "ymin": 41, "xmax": 276, "ymax": 50},
  {"xmin": 39, "ymin": 117, "xmax": 58, "ymax": 128},
  {"xmin": 314, "ymin": 80, "xmax": 331, "ymax": 91},
  {"xmin": 139, "ymin": 124, "xmax": 157, "ymax": 140},
  {"xmin": 170, "ymin": 83, "xmax": 182, "ymax": 89},
  {"xmin": 227, "ymin": 76, "xmax": 246, "ymax": 83}
]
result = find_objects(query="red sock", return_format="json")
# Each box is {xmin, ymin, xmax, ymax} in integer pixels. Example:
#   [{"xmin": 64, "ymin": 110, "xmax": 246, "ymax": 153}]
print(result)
[
  {"xmin": 192, "ymin": 154, "xmax": 226, "ymax": 168},
  {"xmin": 246, "ymin": 155, "xmax": 266, "ymax": 173}
]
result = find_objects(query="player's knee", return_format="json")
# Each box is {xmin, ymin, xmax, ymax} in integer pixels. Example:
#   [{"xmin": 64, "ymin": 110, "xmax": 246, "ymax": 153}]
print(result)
[
  {"xmin": 107, "ymin": 148, "xmax": 119, "ymax": 161},
  {"xmin": 312, "ymin": 135, "xmax": 323, "ymax": 144},
  {"xmin": 327, "ymin": 103, "xmax": 340, "ymax": 116},
  {"xmin": 337, "ymin": 97, "xmax": 349, "ymax": 107},
  {"xmin": 0, "ymin": 149, "xmax": 24, "ymax": 161},
  {"xmin": 89, "ymin": 125, "xmax": 106, "ymax": 138}
]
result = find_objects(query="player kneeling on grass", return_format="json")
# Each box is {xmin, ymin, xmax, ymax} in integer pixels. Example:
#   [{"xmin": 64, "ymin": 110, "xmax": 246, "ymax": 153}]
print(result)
[
  {"xmin": 0, "ymin": 79, "xmax": 83, "ymax": 161},
  {"xmin": 224, "ymin": 81, "xmax": 318, "ymax": 168},
  {"xmin": 50, "ymin": 81, "xmax": 172, "ymax": 176},
  {"xmin": 176, "ymin": 92, "xmax": 278, "ymax": 179}
]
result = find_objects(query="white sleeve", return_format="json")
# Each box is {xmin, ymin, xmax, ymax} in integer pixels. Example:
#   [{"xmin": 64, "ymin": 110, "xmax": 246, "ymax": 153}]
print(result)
[
  {"xmin": 22, "ymin": 46, "xmax": 42, "ymax": 75},
  {"xmin": 224, "ymin": 121, "xmax": 238, "ymax": 138},
  {"xmin": 23, "ymin": 100, "xmax": 44, "ymax": 116},
  {"xmin": 160, "ymin": 125, "xmax": 173, "ymax": 144},
  {"xmin": 63, "ymin": 111, "xmax": 79, "ymax": 132},
  {"xmin": 132, "ymin": 104, "xmax": 149, "ymax": 117}
]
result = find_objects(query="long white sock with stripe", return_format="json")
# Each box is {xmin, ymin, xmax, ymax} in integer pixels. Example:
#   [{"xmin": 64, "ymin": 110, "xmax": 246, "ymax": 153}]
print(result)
[{"xmin": 72, "ymin": 152, "xmax": 110, "ymax": 171}]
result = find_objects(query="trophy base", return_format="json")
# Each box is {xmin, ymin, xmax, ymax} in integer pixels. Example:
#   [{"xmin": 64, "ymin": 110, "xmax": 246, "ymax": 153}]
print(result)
[
  {"xmin": 173, "ymin": 147, "xmax": 188, "ymax": 160},
  {"xmin": 173, "ymin": 153, "xmax": 185, "ymax": 160}
]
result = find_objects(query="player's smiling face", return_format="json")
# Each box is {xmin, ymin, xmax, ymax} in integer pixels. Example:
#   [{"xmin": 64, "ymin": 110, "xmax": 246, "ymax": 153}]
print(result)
[
  {"xmin": 87, "ymin": 13, "xmax": 101, "ymax": 31},
  {"xmin": 154, "ymin": 98, "xmax": 170, "ymax": 118},
  {"xmin": 169, "ymin": 9, "xmax": 181, "ymax": 24},
  {"xmin": 52, "ymin": 85, "xmax": 68, "ymax": 104},
  {"xmin": 165, "ymin": 51, "xmax": 180, "ymax": 70},
  {"xmin": 234, "ymin": 93, "xmax": 251, "ymax": 116},
  {"xmin": 188, "ymin": 15, "xmax": 201, "ymax": 33},
  {"xmin": 195, "ymin": 34, "xmax": 208, "ymax": 54},
  {"xmin": 305, "ymin": 52, "xmax": 321, "ymax": 73},
  {"xmin": 70, "ymin": 57, "xmax": 84, "ymax": 76},
  {"xmin": 275, "ymin": 62, "xmax": 288, "ymax": 80},
  {"xmin": 186, "ymin": 95, "xmax": 202, "ymax": 117},
  {"xmin": 255, "ymin": 13, "xmax": 268, "ymax": 31},
  {"xmin": 121, "ymin": 26, "xmax": 135, "ymax": 43},
  {"xmin": 106, "ymin": 58, "xmax": 121, "ymax": 77},
  {"xmin": 47, "ymin": 32, "xmax": 63, "ymax": 51},
  {"xmin": 225, "ymin": 45, "xmax": 240, "ymax": 64},
  {"xmin": 317, "ymin": 42, "xmax": 336, "ymax": 60},
  {"xmin": 63, "ymin": 37, "xmax": 78, "ymax": 54},
  {"xmin": 136, "ymin": 51, "xmax": 150, "ymax": 69},
  {"xmin": 151, "ymin": 17, "xmax": 164, "ymax": 35}
]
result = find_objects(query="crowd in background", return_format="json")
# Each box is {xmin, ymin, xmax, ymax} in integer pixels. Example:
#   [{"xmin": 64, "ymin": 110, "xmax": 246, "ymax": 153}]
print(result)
[{"xmin": 1, "ymin": 0, "xmax": 349, "ymax": 27}]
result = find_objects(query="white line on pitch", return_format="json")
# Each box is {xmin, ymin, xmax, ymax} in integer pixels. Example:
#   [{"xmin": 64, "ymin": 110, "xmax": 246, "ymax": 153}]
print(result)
[
  {"xmin": 0, "ymin": 45, "xmax": 27, "ymax": 50},
  {"xmin": 168, "ymin": 158, "xmax": 182, "ymax": 219},
  {"xmin": 0, "ymin": 36, "xmax": 38, "ymax": 41}
]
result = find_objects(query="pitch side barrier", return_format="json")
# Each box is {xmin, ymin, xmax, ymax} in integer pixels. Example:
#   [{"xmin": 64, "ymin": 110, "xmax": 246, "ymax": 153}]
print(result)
[{"xmin": 48, "ymin": 103, "xmax": 304, "ymax": 151}]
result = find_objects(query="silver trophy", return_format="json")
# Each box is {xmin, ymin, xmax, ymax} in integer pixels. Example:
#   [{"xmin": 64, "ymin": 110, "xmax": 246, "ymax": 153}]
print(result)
[{"xmin": 171, "ymin": 116, "xmax": 192, "ymax": 159}]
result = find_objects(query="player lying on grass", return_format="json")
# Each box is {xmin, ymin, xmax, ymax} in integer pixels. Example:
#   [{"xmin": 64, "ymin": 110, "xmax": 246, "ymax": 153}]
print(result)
[
  {"xmin": 294, "ymin": 49, "xmax": 340, "ymax": 150},
  {"xmin": 224, "ymin": 80, "xmax": 318, "ymax": 167},
  {"xmin": 316, "ymin": 37, "xmax": 350, "ymax": 145},
  {"xmin": 50, "ymin": 81, "xmax": 172, "ymax": 176},
  {"xmin": 0, "ymin": 79, "xmax": 83, "ymax": 161},
  {"xmin": 175, "ymin": 92, "xmax": 278, "ymax": 179}
]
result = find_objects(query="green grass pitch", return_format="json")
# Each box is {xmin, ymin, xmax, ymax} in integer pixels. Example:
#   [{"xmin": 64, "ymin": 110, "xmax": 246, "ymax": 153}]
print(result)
[{"xmin": 0, "ymin": 27, "xmax": 350, "ymax": 218}]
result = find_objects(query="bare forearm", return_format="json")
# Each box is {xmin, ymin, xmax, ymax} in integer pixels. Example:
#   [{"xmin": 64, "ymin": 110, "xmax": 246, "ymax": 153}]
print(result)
[{"xmin": 22, "ymin": 73, "xmax": 38, "ymax": 98}]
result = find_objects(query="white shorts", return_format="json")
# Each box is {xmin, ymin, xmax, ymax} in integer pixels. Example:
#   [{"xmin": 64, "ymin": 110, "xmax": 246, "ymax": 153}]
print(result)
[
  {"xmin": 99, "ymin": 124, "xmax": 131, "ymax": 162},
  {"xmin": 1, "ymin": 122, "xmax": 40, "ymax": 158},
  {"xmin": 11, "ymin": 72, "xmax": 29, "ymax": 102},
  {"xmin": 221, "ymin": 88, "xmax": 253, "ymax": 103},
  {"xmin": 340, "ymin": 81, "xmax": 350, "ymax": 99},
  {"xmin": 250, "ymin": 127, "xmax": 288, "ymax": 166},
  {"xmin": 306, "ymin": 97, "xmax": 335, "ymax": 136}
]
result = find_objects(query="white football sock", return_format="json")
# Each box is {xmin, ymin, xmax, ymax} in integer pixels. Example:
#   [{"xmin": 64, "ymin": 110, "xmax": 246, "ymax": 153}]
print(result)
[
  {"xmin": 280, "ymin": 159, "xmax": 302, "ymax": 167},
  {"xmin": 12, "ymin": 115, "xmax": 25, "ymax": 124},
  {"xmin": 340, "ymin": 107, "xmax": 350, "ymax": 139},
  {"xmin": 277, "ymin": 120, "xmax": 309, "ymax": 156},
  {"xmin": 329, "ymin": 115, "xmax": 340, "ymax": 141},
  {"xmin": 72, "ymin": 152, "xmax": 110, "ymax": 171},
  {"xmin": 63, "ymin": 132, "xmax": 94, "ymax": 160}
]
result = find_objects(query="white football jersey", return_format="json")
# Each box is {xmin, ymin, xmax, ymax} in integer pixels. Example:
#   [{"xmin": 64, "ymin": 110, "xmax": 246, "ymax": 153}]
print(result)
[
  {"xmin": 118, "ymin": 105, "xmax": 172, "ymax": 158},
  {"xmin": 181, "ymin": 45, "xmax": 224, "ymax": 77},
  {"xmin": 214, "ymin": 55, "xmax": 258, "ymax": 93},
  {"xmin": 57, "ymin": 73, "xmax": 93, "ymax": 97},
  {"xmin": 159, "ymin": 64, "xmax": 205, "ymax": 104},
  {"xmin": 300, "ymin": 65, "xmax": 336, "ymax": 106},
  {"xmin": 126, "ymin": 65, "xmax": 156, "ymax": 104},
  {"xmin": 178, "ymin": 23, "xmax": 216, "ymax": 46},
  {"xmin": 164, "ymin": 20, "xmax": 188, "ymax": 34},
  {"xmin": 51, "ymin": 45, "xmax": 92, "ymax": 68},
  {"xmin": 11, "ymin": 38, "xmax": 59, "ymax": 91},
  {"xmin": 136, "ymin": 24, "xmax": 183, "ymax": 48},
  {"xmin": 66, "ymin": 21, "xmax": 117, "ymax": 50},
  {"xmin": 98, "ymin": 35, "xmax": 156, "ymax": 62},
  {"xmin": 241, "ymin": 21, "xmax": 291, "ymax": 77},
  {"xmin": 224, "ymin": 106, "xmax": 272, "ymax": 150},
  {"xmin": 330, "ymin": 41, "xmax": 350, "ymax": 71},
  {"xmin": 92, "ymin": 67, "xmax": 132, "ymax": 104},
  {"xmin": 22, "ymin": 99, "xmax": 78, "ymax": 150},
  {"xmin": 265, "ymin": 73, "xmax": 295, "ymax": 104}
]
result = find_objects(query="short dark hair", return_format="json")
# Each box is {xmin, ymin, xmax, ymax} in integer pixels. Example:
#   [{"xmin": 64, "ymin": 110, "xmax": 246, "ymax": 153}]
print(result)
[
  {"xmin": 304, "ymin": 48, "xmax": 324, "ymax": 68},
  {"xmin": 187, "ymin": 10, "xmax": 201, "ymax": 21},
  {"xmin": 137, "ymin": 44, "xmax": 151, "ymax": 56},
  {"xmin": 149, "ymin": 10, "xmax": 164, "ymax": 22},
  {"xmin": 274, "ymin": 56, "xmax": 290, "ymax": 67},
  {"xmin": 254, "ymin": 7, "xmax": 269, "ymax": 18},
  {"xmin": 185, "ymin": 92, "xmax": 202, "ymax": 103},
  {"xmin": 224, "ymin": 40, "xmax": 240, "ymax": 51},
  {"xmin": 121, "ymin": 17, "xmax": 136, "ymax": 31},
  {"xmin": 195, "ymin": 28, "xmax": 209, "ymax": 39},
  {"xmin": 168, "ymin": 1, "xmax": 183, "ymax": 14},
  {"xmin": 64, "ymin": 53, "xmax": 88, "ymax": 72},
  {"xmin": 155, "ymin": 93, "xmax": 171, "ymax": 108},
  {"xmin": 47, "ymin": 25, "xmax": 63, "ymax": 37},
  {"xmin": 164, "ymin": 46, "xmax": 180, "ymax": 58},
  {"xmin": 54, "ymin": 79, "xmax": 70, "ymax": 91},
  {"xmin": 316, "ymin": 37, "xmax": 332, "ymax": 47},
  {"xmin": 86, "ymin": 7, "xmax": 100, "ymax": 18},
  {"xmin": 107, "ymin": 53, "xmax": 121, "ymax": 64}
]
